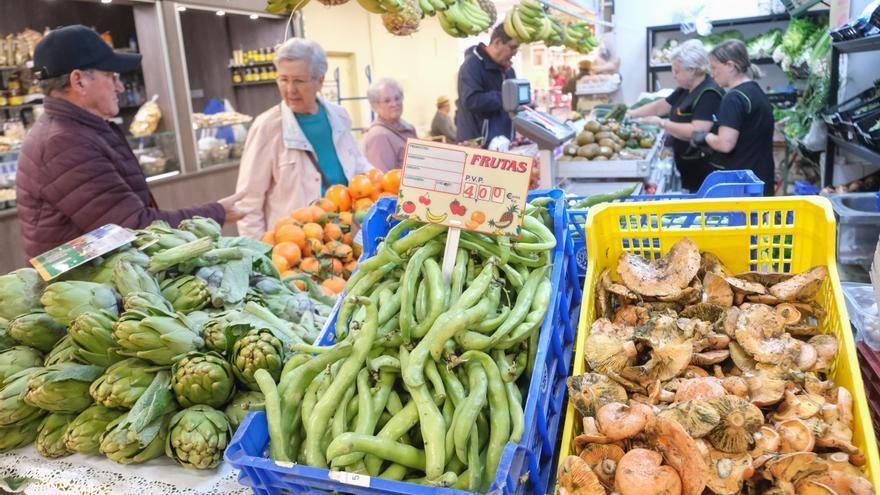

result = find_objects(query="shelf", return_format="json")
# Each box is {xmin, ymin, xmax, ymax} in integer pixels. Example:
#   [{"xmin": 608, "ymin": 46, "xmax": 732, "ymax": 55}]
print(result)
[
  {"xmin": 0, "ymin": 101, "xmax": 41, "ymax": 112},
  {"xmin": 833, "ymin": 35, "xmax": 880, "ymax": 54},
  {"xmin": 785, "ymin": 0, "xmax": 826, "ymax": 17},
  {"xmin": 829, "ymin": 134, "xmax": 880, "ymax": 163},
  {"xmin": 649, "ymin": 57, "xmax": 776, "ymax": 72},
  {"xmin": 647, "ymin": 9, "xmax": 828, "ymax": 33},
  {"xmin": 233, "ymin": 80, "xmax": 276, "ymax": 88},
  {"xmin": 229, "ymin": 62, "xmax": 275, "ymax": 70}
]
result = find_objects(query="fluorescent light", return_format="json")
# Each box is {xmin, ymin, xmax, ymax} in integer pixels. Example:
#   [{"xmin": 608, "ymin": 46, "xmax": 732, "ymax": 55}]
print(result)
[
  {"xmin": 250, "ymin": 14, "xmax": 259, "ymax": 19},
  {"xmin": 100, "ymin": 0, "xmax": 112, "ymax": 3},
  {"xmin": 176, "ymin": 5, "xmax": 187, "ymax": 11},
  {"xmin": 216, "ymin": 10, "xmax": 225, "ymax": 15}
]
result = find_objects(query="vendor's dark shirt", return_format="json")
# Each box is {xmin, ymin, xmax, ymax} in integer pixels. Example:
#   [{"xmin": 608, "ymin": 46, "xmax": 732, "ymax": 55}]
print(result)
[
  {"xmin": 665, "ymin": 77, "xmax": 722, "ymax": 158},
  {"xmin": 711, "ymin": 81, "xmax": 775, "ymax": 196}
]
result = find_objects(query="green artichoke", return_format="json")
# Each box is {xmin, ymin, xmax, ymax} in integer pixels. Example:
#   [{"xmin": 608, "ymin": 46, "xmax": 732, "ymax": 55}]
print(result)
[
  {"xmin": 68, "ymin": 310, "xmax": 123, "ymax": 367},
  {"xmin": 41, "ymin": 281, "xmax": 120, "ymax": 326},
  {"xmin": 0, "ymin": 367, "xmax": 45, "ymax": 426},
  {"xmin": 99, "ymin": 371, "xmax": 177, "ymax": 464},
  {"xmin": 36, "ymin": 412, "xmax": 76, "ymax": 458},
  {"xmin": 166, "ymin": 405, "xmax": 232, "ymax": 469},
  {"xmin": 133, "ymin": 222, "xmax": 199, "ymax": 256},
  {"xmin": 171, "ymin": 352, "xmax": 235, "ymax": 408},
  {"xmin": 179, "ymin": 217, "xmax": 222, "ymax": 240},
  {"xmin": 113, "ymin": 260, "xmax": 162, "ymax": 298},
  {"xmin": 0, "ymin": 318, "xmax": 19, "ymax": 351},
  {"xmin": 122, "ymin": 291, "xmax": 174, "ymax": 315},
  {"xmin": 0, "ymin": 415, "xmax": 40, "ymax": 453},
  {"xmin": 8, "ymin": 311, "xmax": 67, "ymax": 353},
  {"xmin": 90, "ymin": 358, "xmax": 165, "ymax": 409},
  {"xmin": 161, "ymin": 275, "xmax": 210, "ymax": 313},
  {"xmin": 23, "ymin": 363, "xmax": 104, "ymax": 413},
  {"xmin": 0, "ymin": 346, "xmax": 44, "ymax": 382},
  {"xmin": 113, "ymin": 312, "xmax": 204, "ymax": 366},
  {"xmin": 0, "ymin": 268, "xmax": 45, "ymax": 321},
  {"xmin": 224, "ymin": 390, "xmax": 264, "ymax": 429},
  {"xmin": 44, "ymin": 336, "xmax": 81, "ymax": 366},
  {"xmin": 64, "ymin": 248, "xmax": 151, "ymax": 284},
  {"xmin": 230, "ymin": 328, "xmax": 284, "ymax": 391},
  {"xmin": 201, "ymin": 312, "xmax": 248, "ymax": 355},
  {"xmin": 64, "ymin": 404, "xmax": 125, "ymax": 454}
]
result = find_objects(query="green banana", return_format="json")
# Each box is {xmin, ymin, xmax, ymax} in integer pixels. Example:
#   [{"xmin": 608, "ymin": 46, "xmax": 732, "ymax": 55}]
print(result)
[
  {"xmin": 511, "ymin": 7, "xmax": 535, "ymax": 42},
  {"xmin": 356, "ymin": 0, "xmax": 386, "ymax": 13},
  {"xmin": 419, "ymin": 0, "xmax": 436, "ymax": 15},
  {"xmin": 429, "ymin": 0, "xmax": 447, "ymax": 12},
  {"xmin": 437, "ymin": 11, "xmax": 462, "ymax": 37}
]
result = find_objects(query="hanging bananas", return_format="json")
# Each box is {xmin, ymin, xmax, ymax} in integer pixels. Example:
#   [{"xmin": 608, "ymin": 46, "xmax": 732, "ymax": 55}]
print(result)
[
  {"xmin": 355, "ymin": 0, "xmax": 405, "ymax": 14},
  {"xmin": 503, "ymin": 0, "xmax": 598, "ymax": 53},
  {"xmin": 437, "ymin": 0, "xmax": 492, "ymax": 38},
  {"xmin": 265, "ymin": 0, "xmax": 311, "ymax": 14}
]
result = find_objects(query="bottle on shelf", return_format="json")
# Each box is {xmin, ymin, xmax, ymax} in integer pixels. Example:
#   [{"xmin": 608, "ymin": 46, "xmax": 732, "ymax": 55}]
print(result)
[
  {"xmin": 259, "ymin": 67, "xmax": 269, "ymax": 81},
  {"xmin": 269, "ymin": 65, "xmax": 277, "ymax": 80},
  {"xmin": 232, "ymin": 69, "xmax": 243, "ymax": 84}
]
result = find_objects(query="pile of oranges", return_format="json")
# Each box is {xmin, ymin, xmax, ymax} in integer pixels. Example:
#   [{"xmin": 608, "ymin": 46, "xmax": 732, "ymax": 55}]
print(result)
[{"xmin": 261, "ymin": 168, "xmax": 402, "ymax": 296}]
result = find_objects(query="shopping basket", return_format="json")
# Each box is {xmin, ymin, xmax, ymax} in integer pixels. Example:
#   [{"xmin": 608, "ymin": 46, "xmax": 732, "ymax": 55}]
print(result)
[
  {"xmin": 557, "ymin": 196, "xmax": 880, "ymax": 487},
  {"xmin": 226, "ymin": 190, "xmax": 582, "ymax": 495},
  {"xmin": 567, "ymin": 170, "xmax": 764, "ymax": 278}
]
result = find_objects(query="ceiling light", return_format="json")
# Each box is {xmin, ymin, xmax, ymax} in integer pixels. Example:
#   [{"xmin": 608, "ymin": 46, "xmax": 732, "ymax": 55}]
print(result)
[
  {"xmin": 250, "ymin": 14, "xmax": 259, "ymax": 19},
  {"xmin": 177, "ymin": 5, "xmax": 187, "ymax": 11},
  {"xmin": 100, "ymin": 0, "xmax": 112, "ymax": 3},
  {"xmin": 216, "ymin": 10, "xmax": 225, "ymax": 15}
]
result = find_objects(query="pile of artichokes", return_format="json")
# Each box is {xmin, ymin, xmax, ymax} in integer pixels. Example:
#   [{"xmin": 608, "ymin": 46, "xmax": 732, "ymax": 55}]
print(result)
[{"xmin": 0, "ymin": 217, "xmax": 337, "ymax": 470}]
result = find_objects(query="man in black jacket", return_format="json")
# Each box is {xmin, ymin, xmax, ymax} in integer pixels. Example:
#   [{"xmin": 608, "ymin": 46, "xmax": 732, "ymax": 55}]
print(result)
[{"xmin": 455, "ymin": 24, "xmax": 519, "ymax": 145}]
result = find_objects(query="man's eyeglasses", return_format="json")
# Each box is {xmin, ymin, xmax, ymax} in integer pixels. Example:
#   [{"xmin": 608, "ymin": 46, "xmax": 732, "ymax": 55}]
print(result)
[{"xmin": 85, "ymin": 69, "xmax": 121, "ymax": 84}]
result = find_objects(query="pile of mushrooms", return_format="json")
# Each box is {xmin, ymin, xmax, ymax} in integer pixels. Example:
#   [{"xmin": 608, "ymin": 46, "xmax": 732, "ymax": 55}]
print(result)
[{"xmin": 558, "ymin": 238, "xmax": 874, "ymax": 495}]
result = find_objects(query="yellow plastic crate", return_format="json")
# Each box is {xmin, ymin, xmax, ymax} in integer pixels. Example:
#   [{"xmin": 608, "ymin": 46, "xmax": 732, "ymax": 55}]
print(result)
[{"xmin": 557, "ymin": 196, "xmax": 880, "ymax": 486}]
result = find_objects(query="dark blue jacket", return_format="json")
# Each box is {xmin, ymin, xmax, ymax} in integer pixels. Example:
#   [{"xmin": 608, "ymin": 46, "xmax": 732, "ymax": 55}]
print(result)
[{"xmin": 455, "ymin": 44, "xmax": 516, "ymax": 144}]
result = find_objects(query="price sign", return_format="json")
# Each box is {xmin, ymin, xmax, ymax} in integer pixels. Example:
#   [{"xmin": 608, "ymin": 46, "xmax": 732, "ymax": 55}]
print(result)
[
  {"xmin": 30, "ymin": 224, "xmax": 136, "ymax": 281},
  {"xmin": 394, "ymin": 139, "xmax": 534, "ymax": 237}
]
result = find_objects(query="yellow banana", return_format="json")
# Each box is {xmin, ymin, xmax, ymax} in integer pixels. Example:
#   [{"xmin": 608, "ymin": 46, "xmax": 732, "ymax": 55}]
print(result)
[
  {"xmin": 503, "ymin": 10, "xmax": 518, "ymax": 40},
  {"xmin": 511, "ymin": 7, "xmax": 535, "ymax": 41},
  {"xmin": 425, "ymin": 210, "xmax": 448, "ymax": 223},
  {"xmin": 437, "ymin": 11, "xmax": 461, "ymax": 36}
]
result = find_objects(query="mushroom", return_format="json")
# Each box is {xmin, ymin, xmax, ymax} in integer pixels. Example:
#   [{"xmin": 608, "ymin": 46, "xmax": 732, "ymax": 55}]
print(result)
[
  {"xmin": 769, "ymin": 265, "xmax": 827, "ymax": 302},
  {"xmin": 724, "ymin": 276, "xmax": 768, "ymax": 295},
  {"xmin": 833, "ymin": 386, "xmax": 854, "ymax": 427},
  {"xmin": 591, "ymin": 317, "xmax": 636, "ymax": 340},
  {"xmin": 646, "ymin": 380, "xmax": 676, "ymax": 404},
  {"xmin": 613, "ymin": 305, "xmax": 650, "ymax": 328},
  {"xmin": 643, "ymin": 416, "xmax": 708, "ymax": 495},
  {"xmin": 621, "ymin": 342, "xmax": 692, "ymax": 384},
  {"xmin": 796, "ymin": 342, "xmax": 819, "ymax": 371},
  {"xmin": 717, "ymin": 307, "xmax": 740, "ymax": 338},
  {"xmin": 557, "ymin": 455, "xmax": 606, "ymax": 495},
  {"xmin": 809, "ymin": 334, "xmax": 838, "ymax": 370},
  {"xmin": 584, "ymin": 331, "xmax": 637, "ymax": 374},
  {"xmin": 656, "ymin": 400, "xmax": 720, "ymax": 438},
  {"xmin": 742, "ymin": 366, "xmax": 786, "ymax": 406},
  {"xmin": 796, "ymin": 471, "xmax": 874, "ymax": 495},
  {"xmin": 674, "ymin": 377, "xmax": 726, "ymax": 402},
  {"xmin": 728, "ymin": 342, "xmax": 756, "ymax": 372},
  {"xmin": 691, "ymin": 349, "xmax": 730, "ymax": 366},
  {"xmin": 635, "ymin": 314, "xmax": 689, "ymax": 347},
  {"xmin": 819, "ymin": 452, "xmax": 865, "ymax": 477},
  {"xmin": 771, "ymin": 390, "xmax": 824, "ymax": 422},
  {"xmin": 656, "ymin": 286, "xmax": 701, "ymax": 305},
  {"xmin": 706, "ymin": 395, "xmax": 764, "ymax": 453},
  {"xmin": 777, "ymin": 418, "xmax": 816, "ymax": 453},
  {"xmin": 596, "ymin": 402, "xmax": 653, "ymax": 441},
  {"xmin": 692, "ymin": 333, "xmax": 730, "ymax": 352},
  {"xmin": 775, "ymin": 303, "xmax": 803, "ymax": 325},
  {"xmin": 567, "ymin": 373, "xmax": 629, "ymax": 418},
  {"xmin": 616, "ymin": 238, "xmax": 701, "ymax": 297},
  {"xmin": 746, "ymin": 293, "xmax": 783, "ymax": 305},
  {"xmin": 575, "ymin": 417, "xmax": 614, "ymax": 446},
  {"xmin": 704, "ymin": 448, "xmax": 755, "ymax": 495},
  {"xmin": 614, "ymin": 448, "xmax": 682, "ymax": 495},
  {"xmin": 816, "ymin": 420, "xmax": 861, "ymax": 456},
  {"xmin": 786, "ymin": 324, "xmax": 822, "ymax": 337},
  {"xmin": 596, "ymin": 272, "xmax": 611, "ymax": 320},
  {"xmin": 702, "ymin": 272, "xmax": 734, "ymax": 308},
  {"xmin": 749, "ymin": 425, "xmax": 781, "ymax": 457},
  {"xmin": 578, "ymin": 443, "xmax": 625, "ymax": 489},
  {"xmin": 700, "ymin": 252, "xmax": 733, "ymax": 278},
  {"xmin": 682, "ymin": 301, "xmax": 726, "ymax": 324},
  {"xmin": 794, "ymin": 479, "xmax": 838, "ymax": 495},
  {"xmin": 682, "ymin": 365, "xmax": 710, "ymax": 378},
  {"xmin": 721, "ymin": 376, "xmax": 749, "ymax": 398},
  {"xmin": 764, "ymin": 452, "xmax": 828, "ymax": 492},
  {"xmin": 735, "ymin": 271, "xmax": 795, "ymax": 286},
  {"xmin": 789, "ymin": 301, "xmax": 827, "ymax": 321},
  {"xmin": 734, "ymin": 304, "xmax": 801, "ymax": 366}
]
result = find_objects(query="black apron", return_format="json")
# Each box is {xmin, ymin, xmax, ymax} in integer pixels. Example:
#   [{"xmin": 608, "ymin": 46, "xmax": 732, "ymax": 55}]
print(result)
[{"xmin": 668, "ymin": 79, "xmax": 722, "ymax": 192}]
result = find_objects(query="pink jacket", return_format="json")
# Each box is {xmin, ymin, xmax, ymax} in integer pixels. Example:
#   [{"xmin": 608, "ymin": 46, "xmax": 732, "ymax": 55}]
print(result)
[
  {"xmin": 362, "ymin": 119, "xmax": 418, "ymax": 172},
  {"xmin": 235, "ymin": 98, "xmax": 373, "ymax": 239}
]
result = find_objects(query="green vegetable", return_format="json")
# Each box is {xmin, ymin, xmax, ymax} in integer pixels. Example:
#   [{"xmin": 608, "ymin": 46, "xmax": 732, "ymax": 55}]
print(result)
[
  {"xmin": 40, "ymin": 281, "xmax": 120, "ymax": 326},
  {"xmin": 68, "ymin": 310, "xmax": 124, "ymax": 367},
  {"xmin": 36, "ymin": 412, "xmax": 76, "ymax": 458},
  {"xmin": 161, "ymin": 275, "xmax": 210, "ymax": 313},
  {"xmin": 746, "ymin": 28, "xmax": 782, "ymax": 59},
  {"xmin": 165, "ymin": 405, "xmax": 233, "ymax": 469},
  {"xmin": 571, "ymin": 184, "xmax": 638, "ymax": 209},
  {"xmin": 0, "ymin": 367, "xmax": 45, "ymax": 427},
  {"xmin": 224, "ymin": 390, "xmax": 264, "ymax": 429},
  {"xmin": 122, "ymin": 291, "xmax": 174, "ymax": 315},
  {"xmin": 8, "ymin": 311, "xmax": 67, "ymax": 353},
  {"xmin": 23, "ymin": 363, "xmax": 104, "ymax": 413},
  {"xmin": 230, "ymin": 328, "xmax": 284, "ymax": 391},
  {"xmin": 179, "ymin": 216, "xmax": 222, "ymax": 240},
  {"xmin": 90, "ymin": 358, "xmax": 165, "ymax": 409},
  {"xmin": 112, "ymin": 260, "xmax": 162, "ymax": 298},
  {"xmin": 0, "ymin": 347, "xmax": 44, "ymax": 383},
  {"xmin": 113, "ymin": 311, "xmax": 203, "ymax": 366},
  {"xmin": 171, "ymin": 352, "xmax": 236, "ymax": 408},
  {"xmin": 0, "ymin": 268, "xmax": 45, "ymax": 320},
  {"xmin": 148, "ymin": 237, "xmax": 213, "ymax": 273},
  {"xmin": 201, "ymin": 312, "xmax": 249, "ymax": 356},
  {"xmin": 44, "ymin": 336, "xmax": 80, "ymax": 366},
  {"xmin": 0, "ymin": 415, "xmax": 40, "ymax": 453},
  {"xmin": 0, "ymin": 319, "xmax": 18, "ymax": 351},
  {"xmin": 64, "ymin": 404, "xmax": 125, "ymax": 454}
]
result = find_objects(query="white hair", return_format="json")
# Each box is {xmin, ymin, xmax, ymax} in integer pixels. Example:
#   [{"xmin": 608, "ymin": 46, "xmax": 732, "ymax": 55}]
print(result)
[
  {"xmin": 669, "ymin": 39, "xmax": 710, "ymax": 75},
  {"xmin": 367, "ymin": 78, "xmax": 403, "ymax": 106},
  {"xmin": 274, "ymin": 38, "xmax": 327, "ymax": 79}
]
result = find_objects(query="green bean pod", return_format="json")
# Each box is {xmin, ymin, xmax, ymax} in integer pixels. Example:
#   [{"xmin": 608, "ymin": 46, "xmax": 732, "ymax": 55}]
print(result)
[
  {"xmin": 425, "ymin": 360, "xmax": 446, "ymax": 403},
  {"xmin": 327, "ymin": 433, "xmax": 426, "ymax": 470},
  {"xmin": 401, "ymin": 346, "xmax": 446, "ymax": 480},
  {"xmin": 336, "ymin": 263, "xmax": 396, "ymax": 340},
  {"xmin": 456, "ymin": 350, "xmax": 510, "ymax": 480},
  {"xmin": 332, "ymin": 382, "xmax": 358, "ymax": 440},
  {"xmin": 513, "ymin": 215, "xmax": 557, "ymax": 253},
  {"xmin": 368, "ymin": 355, "xmax": 400, "ymax": 372},
  {"xmin": 473, "ymin": 306, "xmax": 511, "ymax": 334},
  {"xmin": 467, "ymin": 423, "xmax": 482, "ymax": 492},
  {"xmin": 453, "ymin": 361, "xmax": 487, "ymax": 464},
  {"xmin": 439, "ymin": 363, "xmax": 467, "ymax": 408},
  {"xmin": 415, "ymin": 280, "xmax": 428, "ymax": 322},
  {"xmin": 378, "ymin": 287, "xmax": 402, "ymax": 326},
  {"xmin": 412, "ymin": 259, "xmax": 448, "ymax": 339},
  {"xmin": 506, "ymin": 380, "xmax": 524, "ymax": 443},
  {"xmin": 399, "ymin": 242, "xmax": 443, "ymax": 343},
  {"xmin": 497, "ymin": 276, "xmax": 552, "ymax": 349},
  {"xmin": 254, "ymin": 368, "xmax": 288, "ymax": 462},
  {"xmin": 364, "ymin": 400, "xmax": 420, "ymax": 475},
  {"xmin": 380, "ymin": 463, "xmax": 408, "ymax": 481},
  {"xmin": 448, "ymin": 248, "xmax": 468, "ymax": 309}
]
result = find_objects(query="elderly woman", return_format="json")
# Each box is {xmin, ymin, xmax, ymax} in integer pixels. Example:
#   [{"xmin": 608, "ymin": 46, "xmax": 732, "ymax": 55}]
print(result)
[
  {"xmin": 235, "ymin": 38, "xmax": 373, "ymax": 239},
  {"xmin": 626, "ymin": 40, "xmax": 723, "ymax": 191},
  {"xmin": 363, "ymin": 78, "xmax": 418, "ymax": 172}
]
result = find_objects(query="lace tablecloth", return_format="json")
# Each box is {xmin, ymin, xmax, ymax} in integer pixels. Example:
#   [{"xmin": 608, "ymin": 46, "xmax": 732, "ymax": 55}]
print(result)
[{"xmin": 0, "ymin": 447, "xmax": 251, "ymax": 495}]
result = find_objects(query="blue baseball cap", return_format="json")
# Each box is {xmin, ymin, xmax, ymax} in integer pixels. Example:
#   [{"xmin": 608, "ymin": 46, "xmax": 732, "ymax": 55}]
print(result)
[{"xmin": 33, "ymin": 25, "xmax": 142, "ymax": 80}]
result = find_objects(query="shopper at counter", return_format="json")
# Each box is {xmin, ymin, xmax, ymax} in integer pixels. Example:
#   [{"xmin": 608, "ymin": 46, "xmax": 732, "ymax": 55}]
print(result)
[
  {"xmin": 15, "ymin": 25, "xmax": 244, "ymax": 258},
  {"xmin": 694, "ymin": 40, "xmax": 775, "ymax": 196},
  {"xmin": 626, "ymin": 40, "xmax": 723, "ymax": 191},
  {"xmin": 455, "ymin": 24, "xmax": 519, "ymax": 145},
  {"xmin": 430, "ymin": 96, "xmax": 457, "ymax": 143},
  {"xmin": 235, "ymin": 38, "xmax": 373, "ymax": 239},
  {"xmin": 363, "ymin": 78, "xmax": 418, "ymax": 172}
]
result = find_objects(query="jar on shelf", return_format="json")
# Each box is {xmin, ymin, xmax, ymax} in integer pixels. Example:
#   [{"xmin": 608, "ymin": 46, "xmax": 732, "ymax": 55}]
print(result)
[
  {"xmin": 259, "ymin": 67, "xmax": 269, "ymax": 81},
  {"xmin": 7, "ymin": 89, "xmax": 23, "ymax": 106},
  {"xmin": 0, "ymin": 92, "xmax": 7, "ymax": 107},
  {"xmin": 232, "ymin": 69, "xmax": 243, "ymax": 84}
]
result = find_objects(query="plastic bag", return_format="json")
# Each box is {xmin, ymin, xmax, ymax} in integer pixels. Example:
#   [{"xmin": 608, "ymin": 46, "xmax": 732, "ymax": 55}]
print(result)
[
  {"xmin": 129, "ymin": 95, "xmax": 161, "ymax": 137},
  {"xmin": 802, "ymin": 119, "xmax": 827, "ymax": 152}
]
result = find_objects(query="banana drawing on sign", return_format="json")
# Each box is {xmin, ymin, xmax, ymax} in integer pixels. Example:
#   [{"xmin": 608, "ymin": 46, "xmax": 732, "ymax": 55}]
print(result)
[{"xmin": 393, "ymin": 139, "xmax": 532, "ymax": 238}]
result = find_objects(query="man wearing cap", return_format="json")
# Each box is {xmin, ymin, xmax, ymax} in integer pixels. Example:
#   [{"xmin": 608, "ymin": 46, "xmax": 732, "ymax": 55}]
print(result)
[
  {"xmin": 430, "ymin": 96, "xmax": 457, "ymax": 143},
  {"xmin": 16, "ymin": 25, "xmax": 245, "ymax": 258}
]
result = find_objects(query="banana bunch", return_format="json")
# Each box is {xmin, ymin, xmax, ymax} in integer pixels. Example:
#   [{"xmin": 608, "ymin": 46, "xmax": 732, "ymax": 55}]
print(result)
[
  {"xmin": 417, "ymin": 0, "xmax": 448, "ymax": 16},
  {"xmin": 356, "ymin": 0, "xmax": 405, "ymax": 14},
  {"xmin": 265, "ymin": 0, "xmax": 311, "ymax": 14},
  {"xmin": 502, "ymin": 0, "xmax": 551, "ymax": 43},
  {"xmin": 562, "ymin": 21, "xmax": 599, "ymax": 54},
  {"xmin": 437, "ymin": 0, "xmax": 492, "ymax": 38}
]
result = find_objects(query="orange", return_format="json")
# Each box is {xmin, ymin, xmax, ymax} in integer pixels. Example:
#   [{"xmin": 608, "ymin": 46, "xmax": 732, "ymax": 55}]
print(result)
[
  {"xmin": 344, "ymin": 260, "xmax": 358, "ymax": 275},
  {"xmin": 319, "ymin": 286, "xmax": 336, "ymax": 298},
  {"xmin": 273, "ymin": 242, "xmax": 302, "ymax": 266},
  {"xmin": 338, "ymin": 211, "xmax": 353, "ymax": 227},
  {"xmin": 291, "ymin": 279, "xmax": 306, "ymax": 290},
  {"xmin": 261, "ymin": 230, "xmax": 276, "ymax": 245},
  {"xmin": 370, "ymin": 189, "xmax": 381, "ymax": 201},
  {"xmin": 366, "ymin": 168, "xmax": 384, "ymax": 186},
  {"xmin": 302, "ymin": 222, "xmax": 323, "ymax": 240},
  {"xmin": 323, "ymin": 223, "xmax": 343, "ymax": 243},
  {"xmin": 308, "ymin": 205, "xmax": 327, "ymax": 223},
  {"xmin": 313, "ymin": 198, "xmax": 337, "ymax": 213},
  {"xmin": 280, "ymin": 269, "xmax": 299, "ymax": 279},
  {"xmin": 334, "ymin": 243, "xmax": 354, "ymax": 261},
  {"xmin": 381, "ymin": 169, "xmax": 402, "ymax": 194},
  {"xmin": 300, "ymin": 257, "xmax": 321, "ymax": 275},
  {"xmin": 290, "ymin": 207, "xmax": 314, "ymax": 223},
  {"xmin": 271, "ymin": 254, "xmax": 289, "ymax": 273},
  {"xmin": 348, "ymin": 175, "xmax": 374, "ymax": 200},
  {"xmin": 274, "ymin": 216, "xmax": 296, "ymax": 231},
  {"xmin": 354, "ymin": 197, "xmax": 374, "ymax": 212},
  {"xmin": 341, "ymin": 232, "xmax": 354, "ymax": 246},
  {"xmin": 321, "ymin": 276, "xmax": 346, "ymax": 294},
  {"xmin": 328, "ymin": 258, "xmax": 343, "ymax": 275},
  {"xmin": 319, "ymin": 241, "xmax": 336, "ymax": 257},
  {"xmin": 306, "ymin": 238, "xmax": 324, "ymax": 257},
  {"xmin": 275, "ymin": 224, "xmax": 306, "ymax": 249},
  {"xmin": 326, "ymin": 185, "xmax": 352, "ymax": 212}
]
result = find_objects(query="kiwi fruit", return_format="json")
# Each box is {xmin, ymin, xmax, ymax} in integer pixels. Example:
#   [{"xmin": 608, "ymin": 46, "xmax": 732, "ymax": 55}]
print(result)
[
  {"xmin": 593, "ymin": 155, "xmax": 609, "ymax": 161},
  {"xmin": 576, "ymin": 131, "xmax": 595, "ymax": 146},
  {"xmin": 585, "ymin": 120, "xmax": 601, "ymax": 133},
  {"xmin": 598, "ymin": 138, "xmax": 615, "ymax": 148},
  {"xmin": 597, "ymin": 145, "xmax": 613, "ymax": 158},
  {"xmin": 612, "ymin": 143, "xmax": 623, "ymax": 153},
  {"xmin": 564, "ymin": 144, "xmax": 579, "ymax": 156}
]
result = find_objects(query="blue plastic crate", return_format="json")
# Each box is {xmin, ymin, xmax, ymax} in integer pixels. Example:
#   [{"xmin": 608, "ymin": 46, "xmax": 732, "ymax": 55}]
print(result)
[
  {"xmin": 568, "ymin": 170, "xmax": 764, "ymax": 278},
  {"xmin": 794, "ymin": 181, "xmax": 820, "ymax": 196},
  {"xmin": 225, "ymin": 190, "xmax": 581, "ymax": 495}
]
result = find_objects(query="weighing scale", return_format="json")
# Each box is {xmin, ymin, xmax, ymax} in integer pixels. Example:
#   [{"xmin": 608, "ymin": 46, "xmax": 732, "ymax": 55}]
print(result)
[{"xmin": 502, "ymin": 79, "xmax": 575, "ymax": 189}]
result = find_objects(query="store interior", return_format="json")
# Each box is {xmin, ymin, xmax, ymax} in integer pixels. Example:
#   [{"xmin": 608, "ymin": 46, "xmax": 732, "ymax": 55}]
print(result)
[{"xmin": 1, "ymin": 0, "xmax": 880, "ymax": 493}]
